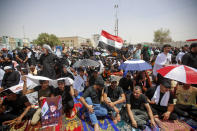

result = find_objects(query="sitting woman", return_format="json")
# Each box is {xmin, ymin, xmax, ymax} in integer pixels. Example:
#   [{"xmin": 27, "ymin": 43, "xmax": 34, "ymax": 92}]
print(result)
[{"xmin": 133, "ymin": 71, "xmax": 152, "ymax": 93}]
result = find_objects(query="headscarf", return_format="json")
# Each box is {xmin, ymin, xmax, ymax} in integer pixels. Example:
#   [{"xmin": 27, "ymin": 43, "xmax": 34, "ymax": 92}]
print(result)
[{"xmin": 43, "ymin": 44, "xmax": 53, "ymax": 53}]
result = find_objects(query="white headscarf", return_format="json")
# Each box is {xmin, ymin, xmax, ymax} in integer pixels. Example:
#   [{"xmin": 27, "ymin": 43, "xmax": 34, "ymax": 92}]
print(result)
[{"xmin": 43, "ymin": 44, "xmax": 53, "ymax": 53}]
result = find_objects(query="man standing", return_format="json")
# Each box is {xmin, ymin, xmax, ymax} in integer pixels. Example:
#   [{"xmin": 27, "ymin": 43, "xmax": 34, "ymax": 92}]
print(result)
[
  {"xmin": 121, "ymin": 47, "xmax": 132, "ymax": 61},
  {"xmin": 125, "ymin": 86, "xmax": 156, "ymax": 129},
  {"xmin": 103, "ymin": 76, "xmax": 126, "ymax": 124},
  {"xmin": 133, "ymin": 44, "xmax": 142, "ymax": 60},
  {"xmin": 153, "ymin": 44, "xmax": 172, "ymax": 77},
  {"xmin": 182, "ymin": 43, "xmax": 197, "ymax": 69},
  {"xmin": 39, "ymin": 44, "xmax": 57, "ymax": 79},
  {"xmin": 15, "ymin": 48, "xmax": 28, "ymax": 67},
  {"xmin": 176, "ymin": 45, "xmax": 189, "ymax": 64},
  {"xmin": 141, "ymin": 45, "xmax": 151, "ymax": 62},
  {"xmin": 79, "ymin": 79, "xmax": 107, "ymax": 131}
]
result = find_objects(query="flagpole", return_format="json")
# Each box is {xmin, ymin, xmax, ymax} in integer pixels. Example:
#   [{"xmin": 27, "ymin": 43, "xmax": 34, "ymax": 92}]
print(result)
[{"xmin": 114, "ymin": 4, "xmax": 118, "ymax": 36}]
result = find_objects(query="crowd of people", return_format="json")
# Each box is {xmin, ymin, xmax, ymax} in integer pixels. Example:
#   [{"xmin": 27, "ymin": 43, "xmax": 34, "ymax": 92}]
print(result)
[{"xmin": 0, "ymin": 42, "xmax": 197, "ymax": 131}]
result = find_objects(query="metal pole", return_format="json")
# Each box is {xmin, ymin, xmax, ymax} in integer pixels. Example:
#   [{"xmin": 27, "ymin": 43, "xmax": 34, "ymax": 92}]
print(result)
[{"xmin": 114, "ymin": 4, "xmax": 118, "ymax": 36}]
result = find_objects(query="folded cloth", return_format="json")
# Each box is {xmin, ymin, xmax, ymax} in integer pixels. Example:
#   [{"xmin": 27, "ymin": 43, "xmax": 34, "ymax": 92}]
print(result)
[{"xmin": 151, "ymin": 85, "xmax": 170, "ymax": 106}]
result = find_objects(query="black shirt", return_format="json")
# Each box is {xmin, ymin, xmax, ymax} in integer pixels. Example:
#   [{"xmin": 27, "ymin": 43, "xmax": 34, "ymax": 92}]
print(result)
[
  {"xmin": 121, "ymin": 50, "xmax": 130, "ymax": 60},
  {"xmin": 89, "ymin": 75, "xmax": 103, "ymax": 87},
  {"xmin": 17, "ymin": 51, "xmax": 27, "ymax": 61},
  {"xmin": 141, "ymin": 49, "xmax": 150, "ymax": 62},
  {"xmin": 182, "ymin": 52, "xmax": 197, "ymax": 69},
  {"xmin": 104, "ymin": 86, "xmax": 124, "ymax": 102},
  {"xmin": 39, "ymin": 53, "xmax": 57, "ymax": 79},
  {"xmin": 62, "ymin": 86, "xmax": 73, "ymax": 101},
  {"xmin": 34, "ymin": 86, "xmax": 55, "ymax": 99},
  {"xmin": 1, "ymin": 71, "xmax": 20, "ymax": 89},
  {"xmin": 126, "ymin": 93, "xmax": 148, "ymax": 110},
  {"xmin": 60, "ymin": 72, "xmax": 74, "ymax": 80},
  {"xmin": 82, "ymin": 86, "xmax": 102, "ymax": 104},
  {"xmin": 145, "ymin": 87, "xmax": 174, "ymax": 106},
  {"xmin": 119, "ymin": 77, "xmax": 133, "ymax": 92},
  {"xmin": 2, "ymin": 94, "xmax": 29, "ymax": 116},
  {"xmin": 54, "ymin": 88, "xmax": 64, "ymax": 96},
  {"xmin": 135, "ymin": 79, "xmax": 151, "ymax": 90}
]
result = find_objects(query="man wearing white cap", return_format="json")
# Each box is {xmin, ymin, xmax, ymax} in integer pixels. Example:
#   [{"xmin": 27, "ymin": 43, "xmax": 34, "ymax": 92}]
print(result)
[
  {"xmin": 39, "ymin": 44, "xmax": 57, "ymax": 79},
  {"xmin": 0, "ymin": 66, "xmax": 20, "ymax": 91}
]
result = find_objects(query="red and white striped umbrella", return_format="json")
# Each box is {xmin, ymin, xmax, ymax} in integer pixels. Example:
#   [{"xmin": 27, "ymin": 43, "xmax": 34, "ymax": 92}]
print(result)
[{"xmin": 157, "ymin": 65, "xmax": 197, "ymax": 84}]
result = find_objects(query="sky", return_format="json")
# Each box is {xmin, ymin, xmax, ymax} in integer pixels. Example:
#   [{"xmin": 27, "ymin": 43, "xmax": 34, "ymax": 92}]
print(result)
[{"xmin": 0, "ymin": 0, "xmax": 197, "ymax": 44}]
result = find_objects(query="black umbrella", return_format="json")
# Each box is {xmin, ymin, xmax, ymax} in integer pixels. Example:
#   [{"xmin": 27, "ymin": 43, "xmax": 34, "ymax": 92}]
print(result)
[{"xmin": 72, "ymin": 59, "xmax": 100, "ymax": 68}]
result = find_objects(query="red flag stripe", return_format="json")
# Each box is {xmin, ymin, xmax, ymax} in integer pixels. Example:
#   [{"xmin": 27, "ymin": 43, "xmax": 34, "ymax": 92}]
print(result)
[
  {"xmin": 186, "ymin": 39, "xmax": 197, "ymax": 42},
  {"xmin": 184, "ymin": 66, "xmax": 197, "ymax": 84},
  {"xmin": 101, "ymin": 30, "xmax": 124, "ymax": 43}
]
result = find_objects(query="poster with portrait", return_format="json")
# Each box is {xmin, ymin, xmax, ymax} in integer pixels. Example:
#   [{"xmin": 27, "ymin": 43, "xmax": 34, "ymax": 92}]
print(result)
[{"xmin": 41, "ymin": 95, "xmax": 62, "ymax": 128}]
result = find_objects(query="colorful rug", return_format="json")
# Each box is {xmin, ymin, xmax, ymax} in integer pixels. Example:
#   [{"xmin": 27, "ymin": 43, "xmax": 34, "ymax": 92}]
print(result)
[
  {"xmin": 9, "ymin": 98, "xmax": 196, "ymax": 131},
  {"xmin": 155, "ymin": 119, "xmax": 192, "ymax": 131}
]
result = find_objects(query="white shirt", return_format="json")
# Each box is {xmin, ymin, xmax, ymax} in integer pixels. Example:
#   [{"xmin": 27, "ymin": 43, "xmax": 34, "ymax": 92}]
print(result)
[
  {"xmin": 73, "ymin": 75, "xmax": 87, "ymax": 92},
  {"xmin": 176, "ymin": 52, "xmax": 186, "ymax": 64},
  {"xmin": 133, "ymin": 48, "xmax": 141, "ymax": 59},
  {"xmin": 153, "ymin": 52, "xmax": 171, "ymax": 76},
  {"xmin": 27, "ymin": 51, "xmax": 32, "ymax": 58},
  {"xmin": 0, "ymin": 68, "xmax": 5, "ymax": 80}
]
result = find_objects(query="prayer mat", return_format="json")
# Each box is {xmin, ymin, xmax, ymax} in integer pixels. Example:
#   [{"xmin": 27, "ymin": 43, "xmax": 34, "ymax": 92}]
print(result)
[
  {"xmin": 115, "ymin": 120, "xmax": 133, "ymax": 131},
  {"xmin": 155, "ymin": 119, "xmax": 192, "ymax": 131},
  {"xmin": 10, "ymin": 120, "xmax": 28, "ymax": 131},
  {"xmin": 115, "ymin": 120, "xmax": 160, "ymax": 131},
  {"xmin": 14, "ymin": 100, "xmax": 122, "ymax": 131},
  {"xmin": 80, "ymin": 117, "xmax": 119, "ymax": 131},
  {"xmin": 25, "ymin": 120, "xmax": 62, "ymax": 131},
  {"xmin": 180, "ymin": 117, "xmax": 197, "ymax": 130}
]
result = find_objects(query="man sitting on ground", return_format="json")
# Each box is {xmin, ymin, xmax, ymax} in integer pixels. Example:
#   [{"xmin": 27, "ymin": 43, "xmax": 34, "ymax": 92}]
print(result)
[
  {"xmin": 125, "ymin": 86, "xmax": 156, "ymax": 129},
  {"xmin": 0, "ymin": 66, "xmax": 20, "ymax": 92},
  {"xmin": 119, "ymin": 72, "xmax": 133, "ymax": 94},
  {"xmin": 79, "ymin": 79, "xmax": 107, "ymax": 131},
  {"xmin": 146, "ymin": 78, "xmax": 178, "ymax": 120},
  {"xmin": 103, "ymin": 75, "xmax": 126, "ymax": 124},
  {"xmin": 22, "ymin": 78, "xmax": 55, "ymax": 125},
  {"xmin": 55, "ymin": 79, "xmax": 75, "ymax": 117},
  {"xmin": 0, "ymin": 91, "xmax": 33, "ymax": 128},
  {"xmin": 175, "ymin": 83, "xmax": 197, "ymax": 119}
]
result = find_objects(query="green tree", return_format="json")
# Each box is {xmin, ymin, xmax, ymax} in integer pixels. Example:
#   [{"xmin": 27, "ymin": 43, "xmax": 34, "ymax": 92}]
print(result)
[
  {"xmin": 153, "ymin": 28, "xmax": 172, "ymax": 44},
  {"xmin": 33, "ymin": 33, "xmax": 61, "ymax": 47}
]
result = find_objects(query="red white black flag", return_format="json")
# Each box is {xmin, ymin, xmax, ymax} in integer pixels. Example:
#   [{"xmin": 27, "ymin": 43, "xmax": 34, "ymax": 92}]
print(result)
[{"xmin": 98, "ymin": 30, "xmax": 123, "ymax": 51}]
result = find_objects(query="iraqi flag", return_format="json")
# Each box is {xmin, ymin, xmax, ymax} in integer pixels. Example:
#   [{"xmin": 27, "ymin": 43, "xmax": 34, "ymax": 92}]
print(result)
[{"xmin": 98, "ymin": 30, "xmax": 123, "ymax": 51}]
